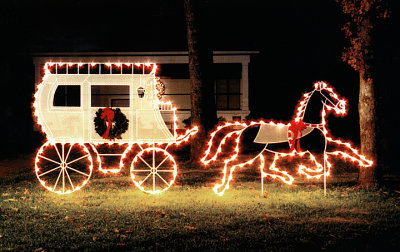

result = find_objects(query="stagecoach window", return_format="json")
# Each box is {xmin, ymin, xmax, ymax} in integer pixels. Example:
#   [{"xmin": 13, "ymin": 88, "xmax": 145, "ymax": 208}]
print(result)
[
  {"xmin": 91, "ymin": 85, "xmax": 129, "ymax": 107},
  {"xmin": 53, "ymin": 85, "xmax": 81, "ymax": 107}
]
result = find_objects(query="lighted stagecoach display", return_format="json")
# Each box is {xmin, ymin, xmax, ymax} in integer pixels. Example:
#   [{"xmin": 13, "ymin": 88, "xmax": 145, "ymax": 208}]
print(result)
[{"xmin": 33, "ymin": 62, "xmax": 198, "ymax": 194}]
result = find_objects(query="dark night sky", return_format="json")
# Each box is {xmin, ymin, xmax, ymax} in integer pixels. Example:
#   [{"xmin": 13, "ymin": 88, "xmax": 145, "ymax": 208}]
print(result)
[{"xmin": 1, "ymin": 0, "xmax": 400, "ymax": 163}]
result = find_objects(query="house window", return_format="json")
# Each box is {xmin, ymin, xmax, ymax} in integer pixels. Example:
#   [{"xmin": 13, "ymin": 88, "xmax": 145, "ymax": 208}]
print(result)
[
  {"xmin": 157, "ymin": 63, "xmax": 242, "ymax": 111},
  {"xmin": 91, "ymin": 85, "xmax": 129, "ymax": 107},
  {"xmin": 215, "ymin": 79, "xmax": 241, "ymax": 110},
  {"xmin": 53, "ymin": 85, "xmax": 81, "ymax": 107}
]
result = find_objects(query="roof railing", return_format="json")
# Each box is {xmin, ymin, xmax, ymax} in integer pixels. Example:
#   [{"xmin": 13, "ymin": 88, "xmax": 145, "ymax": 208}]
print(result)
[{"xmin": 44, "ymin": 62, "xmax": 157, "ymax": 75}]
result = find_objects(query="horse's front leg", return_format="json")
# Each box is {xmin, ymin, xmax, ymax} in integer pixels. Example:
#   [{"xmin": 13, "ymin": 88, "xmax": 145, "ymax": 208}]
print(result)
[
  {"xmin": 262, "ymin": 151, "xmax": 295, "ymax": 185},
  {"xmin": 297, "ymin": 150, "xmax": 330, "ymax": 179}
]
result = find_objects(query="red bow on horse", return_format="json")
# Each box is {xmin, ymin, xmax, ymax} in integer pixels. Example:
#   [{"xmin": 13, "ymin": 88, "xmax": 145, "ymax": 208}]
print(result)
[{"xmin": 288, "ymin": 119, "xmax": 306, "ymax": 152}]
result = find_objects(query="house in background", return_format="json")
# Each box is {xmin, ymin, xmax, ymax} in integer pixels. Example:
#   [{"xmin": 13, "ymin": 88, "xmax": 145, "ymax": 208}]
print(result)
[{"xmin": 32, "ymin": 51, "xmax": 258, "ymax": 128}]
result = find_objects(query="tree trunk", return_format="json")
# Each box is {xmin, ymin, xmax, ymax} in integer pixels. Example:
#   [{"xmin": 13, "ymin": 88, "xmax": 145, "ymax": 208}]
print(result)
[
  {"xmin": 184, "ymin": 0, "xmax": 217, "ymax": 163},
  {"xmin": 357, "ymin": 16, "xmax": 379, "ymax": 188},
  {"xmin": 358, "ymin": 70, "xmax": 378, "ymax": 187}
]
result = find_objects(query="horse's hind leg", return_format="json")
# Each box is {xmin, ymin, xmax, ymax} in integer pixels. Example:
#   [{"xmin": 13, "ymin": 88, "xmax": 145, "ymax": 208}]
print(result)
[
  {"xmin": 213, "ymin": 154, "xmax": 260, "ymax": 195},
  {"xmin": 213, "ymin": 162, "xmax": 229, "ymax": 195},
  {"xmin": 213, "ymin": 161, "xmax": 239, "ymax": 196},
  {"xmin": 261, "ymin": 152, "xmax": 295, "ymax": 185}
]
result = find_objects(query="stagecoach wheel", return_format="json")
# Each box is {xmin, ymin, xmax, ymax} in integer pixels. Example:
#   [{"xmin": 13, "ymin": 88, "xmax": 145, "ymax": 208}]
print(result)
[
  {"xmin": 130, "ymin": 147, "xmax": 177, "ymax": 194},
  {"xmin": 35, "ymin": 141, "xmax": 93, "ymax": 194}
]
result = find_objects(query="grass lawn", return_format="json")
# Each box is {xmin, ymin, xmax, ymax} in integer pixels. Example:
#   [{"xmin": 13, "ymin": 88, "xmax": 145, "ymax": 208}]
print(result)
[{"xmin": 1, "ymin": 154, "xmax": 400, "ymax": 251}]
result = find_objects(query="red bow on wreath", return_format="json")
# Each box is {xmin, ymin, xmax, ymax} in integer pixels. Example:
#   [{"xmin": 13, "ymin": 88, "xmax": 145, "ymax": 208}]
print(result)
[
  {"xmin": 288, "ymin": 119, "xmax": 306, "ymax": 152},
  {"xmin": 101, "ymin": 107, "xmax": 115, "ymax": 139}
]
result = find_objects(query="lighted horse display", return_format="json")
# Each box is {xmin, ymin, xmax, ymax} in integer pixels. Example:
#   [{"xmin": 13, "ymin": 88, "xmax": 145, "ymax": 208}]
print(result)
[{"xmin": 201, "ymin": 81, "xmax": 373, "ymax": 196}]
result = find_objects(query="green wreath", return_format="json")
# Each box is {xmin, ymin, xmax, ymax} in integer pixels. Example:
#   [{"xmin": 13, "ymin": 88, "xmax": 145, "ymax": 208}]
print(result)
[{"xmin": 94, "ymin": 108, "xmax": 129, "ymax": 139}]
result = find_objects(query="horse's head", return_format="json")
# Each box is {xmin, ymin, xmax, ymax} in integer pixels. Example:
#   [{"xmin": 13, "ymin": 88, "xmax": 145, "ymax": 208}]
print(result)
[
  {"xmin": 313, "ymin": 81, "xmax": 347, "ymax": 117},
  {"xmin": 294, "ymin": 81, "xmax": 347, "ymax": 125}
]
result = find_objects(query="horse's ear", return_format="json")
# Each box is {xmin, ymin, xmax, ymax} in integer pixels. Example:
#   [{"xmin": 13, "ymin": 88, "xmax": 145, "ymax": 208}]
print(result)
[{"xmin": 313, "ymin": 81, "xmax": 328, "ymax": 91}]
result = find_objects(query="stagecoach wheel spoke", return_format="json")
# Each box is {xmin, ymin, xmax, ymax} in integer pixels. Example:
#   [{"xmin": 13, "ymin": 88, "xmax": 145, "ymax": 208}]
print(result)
[
  {"xmin": 67, "ymin": 154, "xmax": 90, "ymax": 165},
  {"xmin": 155, "ymin": 156, "xmax": 169, "ymax": 170},
  {"xmin": 37, "ymin": 166, "xmax": 61, "ymax": 177},
  {"xmin": 130, "ymin": 147, "xmax": 177, "ymax": 194},
  {"xmin": 54, "ymin": 144, "xmax": 63, "ymax": 164},
  {"xmin": 156, "ymin": 172, "xmax": 170, "ymax": 187},
  {"xmin": 65, "ymin": 144, "xmax": 72, "ymax": 164},
  {"xmin": 62, "ymin": 164, "xmax": 65, "ymax": 193},
  {"xmin": 153, "ymin": 147, "xmax": 156, "ymax": 192},
  {"xmin": 35, "ymin": 141, "xmax": 93, "ymax": 194},
  {"xmin": 140, "ymin": 172, "xmax": 153, "ymax": 185},
  {"xmin": 65, "ymin": 168, "xmax": 75, "ymax": 191},
  {"xmin": 138, "ymin": 155, "xmax": 153, "ymax": 170},
  {"xmin": 37, "ymin": 155, "xmax": 61, "ymax": 165},
  {"xmin": 53, "ymin": 168, "xmax": 63, "ymax": 192},
  {"xmin": 66, "ymin": 165, "xmax": 91, "ymax": 177}
]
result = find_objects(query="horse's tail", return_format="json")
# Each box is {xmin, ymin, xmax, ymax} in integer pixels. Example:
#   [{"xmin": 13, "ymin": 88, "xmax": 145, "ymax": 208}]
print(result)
[
  {"xmin": 326, "ymin": 136, "xmax": 374, "ymax": 167},
  {"xmin": 201, "ymin": 122, "xmax": 248, "ymax": 165}
]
